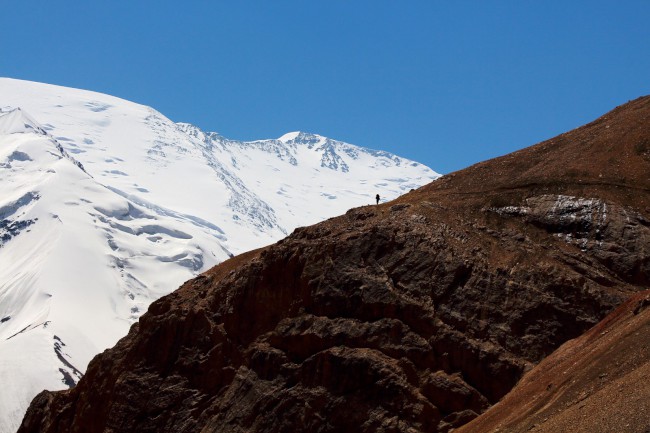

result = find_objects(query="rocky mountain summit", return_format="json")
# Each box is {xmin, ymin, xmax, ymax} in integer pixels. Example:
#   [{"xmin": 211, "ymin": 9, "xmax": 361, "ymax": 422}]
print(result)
[{"xmin": 18, "ymin": 96, "xmax": 650, "ymax": 432}]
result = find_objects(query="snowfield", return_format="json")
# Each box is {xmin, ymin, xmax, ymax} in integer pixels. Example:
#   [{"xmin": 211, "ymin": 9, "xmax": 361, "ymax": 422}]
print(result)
[{"xmin": 0, "ymin": 78, "xmax": 440, "ymax": 432}]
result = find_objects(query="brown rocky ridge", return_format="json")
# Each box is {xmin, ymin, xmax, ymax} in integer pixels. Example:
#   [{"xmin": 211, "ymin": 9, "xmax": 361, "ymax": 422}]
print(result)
[{"xmin": 18, "ymin": 96, "xmax": 650, "ymax": 433}]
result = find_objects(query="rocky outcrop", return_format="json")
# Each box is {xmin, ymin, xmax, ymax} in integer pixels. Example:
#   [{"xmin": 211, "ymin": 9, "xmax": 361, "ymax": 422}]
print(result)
[{"xmin": 18, "ymin": 96, "xmax": 650, "ymax": 432}]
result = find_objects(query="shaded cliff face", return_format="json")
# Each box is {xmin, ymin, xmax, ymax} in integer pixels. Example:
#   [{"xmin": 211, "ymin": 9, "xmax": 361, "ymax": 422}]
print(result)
[
  {"xmin": 19, "ymin": 96, "xmax": 650, "ymax": 433},
  {"xmin": 456, "ymin": 290, "xmax": 650, "ymax": 433}
]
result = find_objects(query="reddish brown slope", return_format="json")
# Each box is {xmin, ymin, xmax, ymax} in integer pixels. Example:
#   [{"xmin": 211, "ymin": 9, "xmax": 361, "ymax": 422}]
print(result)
[
  {"xmin": 456, "ymin": 290, "xmax": 650, "ymax": 433},
  {"xmin": 18, "ymin": 96, "xmax": 650, "ymax": 433},
  {"xmin": 420, "ymin": 95, "xmax": 650, "ymax": 208}
]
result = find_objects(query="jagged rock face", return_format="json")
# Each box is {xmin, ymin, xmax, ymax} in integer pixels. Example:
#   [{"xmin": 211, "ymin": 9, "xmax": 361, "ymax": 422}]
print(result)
[{"xmin": 18, "ymin": 96, "xmax": 650, "ymax": 433}]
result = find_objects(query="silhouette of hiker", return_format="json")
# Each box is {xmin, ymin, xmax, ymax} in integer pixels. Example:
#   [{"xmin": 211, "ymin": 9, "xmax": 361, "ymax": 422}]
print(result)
[{"xmin": 376, "ymin": 194, "xmax": 380, "ymax": 205}]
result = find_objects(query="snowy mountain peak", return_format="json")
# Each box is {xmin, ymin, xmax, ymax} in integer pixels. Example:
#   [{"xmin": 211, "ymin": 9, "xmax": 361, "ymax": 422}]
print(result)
[
  {"xmin": 0, "ymin": 106, "xmax": 89, "ymax": 176},
  {"xmin": 0, "ymin": 107, "xmax": 46, "ymax": 135},
  {"xmin": 277, "ymin": 131, "xmax": 302, "ymax": 142},
  {"xmin": 0, "ymin": 78, "xmax": 440, "ymax": 433},
  {"xmin": 278, "ymin": 131, "xmax": 326, "ymax": 146}
]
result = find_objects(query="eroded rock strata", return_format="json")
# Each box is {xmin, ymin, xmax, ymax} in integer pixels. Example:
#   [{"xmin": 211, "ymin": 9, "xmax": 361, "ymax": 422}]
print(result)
[{"xmin": 19, "ymin": 96, "xmax": 650, "ymax": 432}]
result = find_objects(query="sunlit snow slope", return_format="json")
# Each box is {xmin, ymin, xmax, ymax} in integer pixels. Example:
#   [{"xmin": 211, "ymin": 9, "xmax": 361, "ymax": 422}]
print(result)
[{"xmin": 0, "ymin": 78, "xmax": 440, "ymax": 432}]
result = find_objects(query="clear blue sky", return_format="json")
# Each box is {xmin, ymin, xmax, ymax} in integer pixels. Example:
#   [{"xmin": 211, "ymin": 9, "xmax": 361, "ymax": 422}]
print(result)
[{"xmin": 1, "ymin": 1, "xmax": 649, "ymax": 173}]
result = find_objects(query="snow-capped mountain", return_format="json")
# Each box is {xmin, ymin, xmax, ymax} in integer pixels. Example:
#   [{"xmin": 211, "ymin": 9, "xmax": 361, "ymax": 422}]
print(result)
[{"xmin": 0, "ymin": 78, "xmax": 440, "ymax": 432}]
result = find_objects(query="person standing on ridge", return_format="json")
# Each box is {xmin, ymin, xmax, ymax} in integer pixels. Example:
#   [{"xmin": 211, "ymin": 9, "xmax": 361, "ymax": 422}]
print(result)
[{"xmin": 376, "ymin": 194, "xmax": 380, "ymax": 205}]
